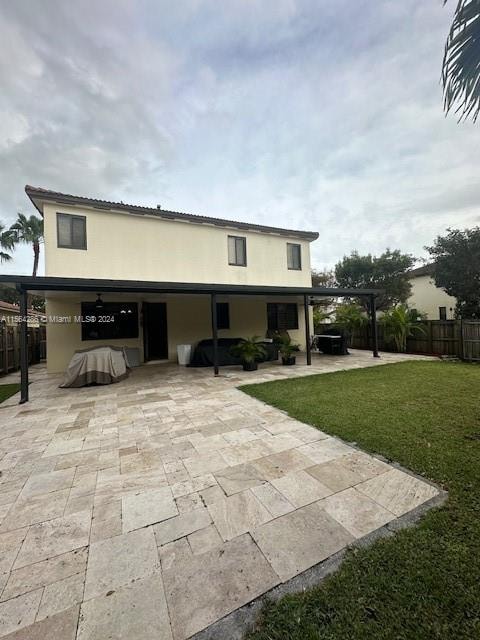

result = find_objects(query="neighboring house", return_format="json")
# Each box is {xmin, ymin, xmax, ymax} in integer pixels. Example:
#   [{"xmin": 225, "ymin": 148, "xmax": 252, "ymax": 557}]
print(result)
[
  {"xmin": 21, "ymin": 186, "xmax": 322, "ymax": 373},
  {"xmin": 408, "ymin": 264, "xmax": 457, "ymax": 320}
]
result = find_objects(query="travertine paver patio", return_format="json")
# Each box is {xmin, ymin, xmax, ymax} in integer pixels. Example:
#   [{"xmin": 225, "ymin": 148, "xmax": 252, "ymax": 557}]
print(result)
[{"xmin": 0, "ymin": 351, "xmax": 440, "ymax": 639}]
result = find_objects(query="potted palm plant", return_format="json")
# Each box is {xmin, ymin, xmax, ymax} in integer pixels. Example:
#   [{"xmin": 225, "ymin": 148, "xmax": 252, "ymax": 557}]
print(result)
[
  {"xmin": 230, "ymin": 336, "xmax": 267, "ymax": 371},
  {"xmin": 276, "ymin": 334, "xmax": 300, "ymax": 365}
]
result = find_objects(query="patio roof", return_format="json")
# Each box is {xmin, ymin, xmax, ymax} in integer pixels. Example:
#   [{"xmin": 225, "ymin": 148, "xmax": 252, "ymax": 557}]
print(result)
[
  {"xmin": 0, "ymin": 274, "xmax": 381, "ymax": 298},
  {"xmin": 1, "ymin": 274, "xmax": 381, "ymax": 404}
]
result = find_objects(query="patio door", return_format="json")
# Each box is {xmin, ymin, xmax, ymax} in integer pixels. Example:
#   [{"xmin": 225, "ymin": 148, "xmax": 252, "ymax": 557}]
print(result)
[{"xmin": 143, "ymin": 302, "xmax": 168, "ymax": 361}]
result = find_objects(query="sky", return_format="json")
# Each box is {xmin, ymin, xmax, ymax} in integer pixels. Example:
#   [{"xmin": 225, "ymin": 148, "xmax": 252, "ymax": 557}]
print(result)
[{"xmin": 0, "ymin": 0, "xmax": 478, "ymax": 276}]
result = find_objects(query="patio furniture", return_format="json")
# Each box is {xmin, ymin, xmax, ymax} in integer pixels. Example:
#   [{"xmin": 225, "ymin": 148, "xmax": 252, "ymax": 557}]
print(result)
[
  {"xmin": 189, "ymin": 338, "xmax": 278, "ymax": 367},
  {"xmin": 60, "ymin": 346, "xmax": 129, "ymax": 388},
  {"xmin": 314, "ymin": 329, "xmax": 349, "ymax": 355}
]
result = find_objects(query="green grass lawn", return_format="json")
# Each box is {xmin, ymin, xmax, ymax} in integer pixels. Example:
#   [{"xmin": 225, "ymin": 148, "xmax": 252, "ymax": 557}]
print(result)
[
  {"xmin": 241, "ymin": 361, "xmax": 480, "ymax": 640},
  {"xmin": 0, "ymin": 383, "xmax": 20, "ymax": 404}
]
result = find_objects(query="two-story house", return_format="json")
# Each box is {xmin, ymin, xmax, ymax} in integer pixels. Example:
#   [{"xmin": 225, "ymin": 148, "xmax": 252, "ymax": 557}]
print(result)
[
  {"xmin": 27, "ymin": 186, "xmax": 320, "ymax": 373},
  {"xmin": 408, "ymin": 264, "xmax": 457, "ymax": 320},
  {"xmin": 1, "ymin": 186, "xmax": 380, "ymax": 402}
]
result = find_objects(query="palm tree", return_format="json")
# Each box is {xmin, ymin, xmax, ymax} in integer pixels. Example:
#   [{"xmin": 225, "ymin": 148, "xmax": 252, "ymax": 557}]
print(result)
[
  {"xmin": 0, "ymin": 224, "xmax": 15, "ymax": 263},
  {"xmin": 380, "ymin": 305, "xmax": 425, "ymax": 353},
  {"xmin": 443, "ymin": 0, "xmax": 480, "ymax": 121},
  {"xmin": 9, "ymin": 214, "xmax": 44, "ymax": 276}
]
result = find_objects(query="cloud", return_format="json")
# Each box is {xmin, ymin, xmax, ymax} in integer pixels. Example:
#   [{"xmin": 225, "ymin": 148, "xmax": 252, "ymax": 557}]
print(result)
[{"xmin": 0, "ymin": 0, "xmax": 477, "ymax": 277}]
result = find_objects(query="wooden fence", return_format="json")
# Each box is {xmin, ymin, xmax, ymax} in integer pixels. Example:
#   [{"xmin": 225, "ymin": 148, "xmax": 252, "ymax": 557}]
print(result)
[
  {"xmin": 0, "ymin": 324, "xmax": 46, "ymax": 376},
  {"xmin": 315, "ymin": 320, "xmax": 480, "ymax": 361}
]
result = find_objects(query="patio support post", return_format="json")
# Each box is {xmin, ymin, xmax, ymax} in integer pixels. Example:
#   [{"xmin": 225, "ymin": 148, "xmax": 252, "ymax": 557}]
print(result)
[
  {"xmin": 18, "ymin": 287, "xmax": 29, "ymax": 403},
  {"xmin": 304, "ymin": 294, "xmax": 311, "ymax": 365},
  {"xmin": 370, "ymin": 294, "xmax": 379, "ymax": 358},
  {"xmin": 210, "ymin": 293, "xmax": 219, "ymax": 376}
]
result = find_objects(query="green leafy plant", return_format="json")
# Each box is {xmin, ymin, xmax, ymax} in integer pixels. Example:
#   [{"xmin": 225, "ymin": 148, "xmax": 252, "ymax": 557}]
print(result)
[
  {"xmin": 9, "ymin": 213, "xmax": 44, "ymax": 277},
  {"xmin": 0, "ymin": 224, "xmax": 15, "ymax": 263},
  {"xmin": 230, "ymin": 336, "xmax": 267, "ymax": 364},
  {"xmin": 380, "ymin": 305, "xmax": 426, "ymax": 353},
  {"xmin": 442, "ymin": 0, "xmax": 480, "ymax": 122},
  {"xmin": 334, "ymin": 302, "xmax": 368, "ymax": 337},
  {"xmin": 275, "ymin": 334, "xmax": 300, "ymax": 360}
]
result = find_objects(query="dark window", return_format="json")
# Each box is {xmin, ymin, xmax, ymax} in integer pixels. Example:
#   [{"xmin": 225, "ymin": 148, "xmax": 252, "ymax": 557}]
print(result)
[
  {"xmin": 267, "ymin": 303, "xmax": 299, "ymax": 331},
  {"xmin": 57, "ymin": 213, "xmax": 87, "ymax": 249},
  {"xmin": 228, "ymin": 236, "xmax": 247, "ymax": 266},
  {"xmin": 81, "ymin": 302, "xmax": 138, "ymax": 341},
  {"xmin": 287, "ymin": 243, "xmax": 301, "ymax": 270},
  {"xmin": 216, "ymin": 302, "xmax": 230, "ymax": 330},
  {"xmin": 439, "ymin": 306, "xmax": 447, "ymax": 320}
]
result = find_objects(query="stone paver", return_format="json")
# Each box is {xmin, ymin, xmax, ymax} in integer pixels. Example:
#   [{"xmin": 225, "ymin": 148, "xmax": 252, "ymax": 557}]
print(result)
[
  {"xmin": 252, "ymin": 501, "xmax": 354, "ymax": 580},
  {"xmin": 0, "ymin": 351, "xmax": 440, "ymax": 639},
  {"xmin": 84, "ymin": 528, "xmax": 160, "ymax": 601},
  {"xmin": 270, "ymin": 469, "xmax": 333, "ymax": 508},
  {"xmin": 162, "ymin": 533, "xmax": 279, "ymax": 639},
  {"xmin": 207, "ymin": 490, "xmax": 272, "ymax": 541},
  {"xmin": 1, "ymin": 606, "xmax": 79, "ymax": 640},
  {"xmin": 78, "ymin": 575, "xmax": 172, "ymax": 640},
  {"xmin": 122, "ymin": 487, "xmax": 178, "ymax": 533}
]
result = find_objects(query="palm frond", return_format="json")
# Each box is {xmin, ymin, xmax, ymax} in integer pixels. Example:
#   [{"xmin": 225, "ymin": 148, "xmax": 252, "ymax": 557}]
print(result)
[{"xmin": 443, "ymin": 0, "xmax": 480, "ymax": 122}]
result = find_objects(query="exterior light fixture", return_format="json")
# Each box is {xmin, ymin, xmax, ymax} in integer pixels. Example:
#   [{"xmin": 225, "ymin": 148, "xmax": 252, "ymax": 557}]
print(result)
[{"xmin": 95, "ymin": 293, "xmax": 104, "ymax": 310}]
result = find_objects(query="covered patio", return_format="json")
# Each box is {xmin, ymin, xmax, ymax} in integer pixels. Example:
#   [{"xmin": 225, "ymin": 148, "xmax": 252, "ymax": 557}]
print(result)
[
  {"xmin": 0, "ymin": 275, "xmax": 381, "ymax": 404},
  {"xmin": 0, "ymin": 351, "xmax": 441, "ymax": 639}
]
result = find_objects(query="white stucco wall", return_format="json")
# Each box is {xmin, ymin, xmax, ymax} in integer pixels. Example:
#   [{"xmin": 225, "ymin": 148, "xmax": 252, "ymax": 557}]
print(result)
[
  {"xmin": 408, "ymin": 275, "xmax": 457, "ymax": 320},
  {"xmin": 43, "ymin": 203, "xmax": 313, "ymax": 287},
  {"xmin": 46, "ymin": 294, "xmax": 309, "ymax": 373}
]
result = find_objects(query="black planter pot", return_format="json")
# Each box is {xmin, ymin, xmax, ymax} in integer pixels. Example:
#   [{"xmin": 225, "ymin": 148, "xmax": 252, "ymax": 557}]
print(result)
[
  {"xmin": 282, "ymin": 356, "xmax": 296, "ymax": 366},
  {"xmin": 242, "ymin": 361, "xmax": 258, "ymax": 371}
]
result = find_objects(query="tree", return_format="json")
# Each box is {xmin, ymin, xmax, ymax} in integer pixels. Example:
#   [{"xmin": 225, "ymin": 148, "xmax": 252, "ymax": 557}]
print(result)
[
  {"xmin": 334, "ymin": 249, "xmax": 415, "ymax": 311},
  {"xmin": 311, "ymin": 269, "xmax": 335, "ymax": 323},
  {"xmin": 426, "ymin": 227, "xmax": 480, "ymax": 318},
  {"xmin": 0, "ymin": 224, "xmax": 15, "ymax": 263},
  {"xmin": 9, "ymin": 214, "xmax": 44, "ymax": 277},
  {"xmin": 380, "ymin": 305, "xmax": 425, "ymax": 353},
  {"xmin": 443, "ymin": 0, "xmax": 480, "ymax": 122},
  {"xmin": 334, "ymin": 302, "xmax": 368, "ymax": 345}
]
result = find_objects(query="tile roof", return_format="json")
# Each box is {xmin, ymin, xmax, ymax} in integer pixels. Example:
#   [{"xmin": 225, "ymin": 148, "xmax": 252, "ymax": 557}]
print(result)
[
  {"xmin": 409, "ymin": 264, "xmax": 435, "ymax": 278},
  {"xmin": 25, "ymin": 186, "xmax": 319, "ymax": 241}
]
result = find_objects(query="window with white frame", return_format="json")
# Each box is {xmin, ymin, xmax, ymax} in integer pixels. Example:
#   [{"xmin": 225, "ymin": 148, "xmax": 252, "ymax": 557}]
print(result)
[
  {"xmin": 228, "ymin": 235, "xmax": 247, "ymax": 266},
  {"xmin": 287, "ymin": 243, "xmax": 301, "ymax": 270}
]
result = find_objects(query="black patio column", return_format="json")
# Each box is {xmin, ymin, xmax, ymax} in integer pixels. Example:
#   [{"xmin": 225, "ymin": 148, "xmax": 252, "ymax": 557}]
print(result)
[
  {"xmin": 210, "ymin": 293, "xmax": 219, "ymax": 376},
  {"xmin": 18, "ymin": 287, "xmax": 29, "ymax": 403},
  {"xmin": 370, "ymin": 294, "xmax": 380, "ymax": 358},
  {"xmin": 304, "ymin": 295, "xmax": 312, "ymax": 365}
]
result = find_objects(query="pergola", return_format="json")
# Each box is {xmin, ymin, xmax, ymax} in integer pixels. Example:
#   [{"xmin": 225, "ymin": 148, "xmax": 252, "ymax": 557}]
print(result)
[{"xmin": 0, "ymin": 275, "xmax": 381, "ymax": 404}]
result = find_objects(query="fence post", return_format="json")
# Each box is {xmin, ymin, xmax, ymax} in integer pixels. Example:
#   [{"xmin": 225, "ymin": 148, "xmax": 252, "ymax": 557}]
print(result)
[
  {"xmin": 459, "ymin": 318, "xmax": 464, "ymax": 360},
  {"xmin": 427, "ymin": 321, "xmax": 433, "ymax": 354},
  {"xmin": 2, "ymin": 322, "xmax": 7, "ymax": 374}
]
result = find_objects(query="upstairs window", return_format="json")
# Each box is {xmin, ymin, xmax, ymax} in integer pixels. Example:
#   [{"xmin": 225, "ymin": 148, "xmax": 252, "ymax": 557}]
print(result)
[
  {"xmin": 228, "ymin": 235, "xmax": 247, "ymax": 266},
  {"xmin": 267, "ymin": 303, "xmax": 299, "ymax": 331},
  {"xmin": 287, "ymin": 243, "xmax": 301, "ymax": 270},
  {"xmin": 57, "ymin": 213, "xmax": 87, "ymax": 250}
]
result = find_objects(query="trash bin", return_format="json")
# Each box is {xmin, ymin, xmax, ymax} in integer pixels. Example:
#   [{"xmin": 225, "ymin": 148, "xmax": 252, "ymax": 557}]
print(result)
[
  {"xmin": 177, "ymin": 344, "xmax": 192, "ymax": 366},
  {"xmin": 123, "ymin": 347, "xmax": 141, "ymax": 367}
]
